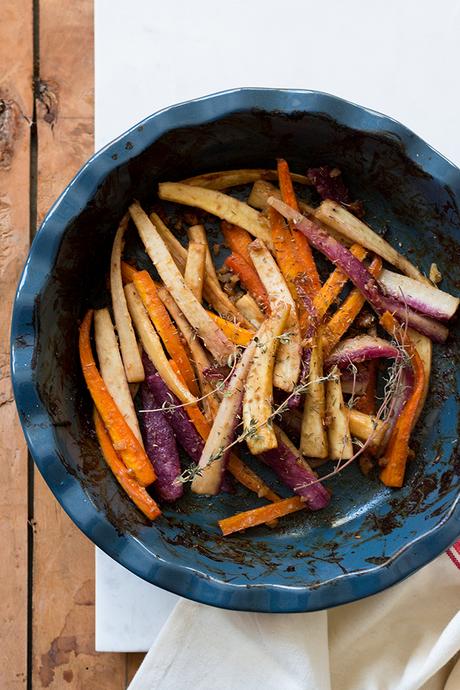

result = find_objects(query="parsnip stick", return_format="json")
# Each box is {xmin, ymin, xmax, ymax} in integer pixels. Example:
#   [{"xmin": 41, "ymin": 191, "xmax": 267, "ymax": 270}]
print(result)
[
  {"xmin": 326, "ymin": 367, "xmax": 353, "ymax": 460},
  {"xmin": 187, "ymin": 224, "xmax": 220, "ymax": 287},
  {"xmin": 187, "ymin": 224, "xmax": 253, "ymax": 325},
  {"xmin": 300, "ymin": 336, "xmax": 328, "ymax": 459},
  {"xmin": 157, "ymin": 286, "xmax": 220, "ymax": 422},
  {"xmin": 151, "ymin": 212, "xmax": 250, "ymax": 326},
  {"xmin": 158, "ymin": 183, "xmax": 273, "ymax": 248},
  {"xmin": 150, "ymin": 212, "xmax": 187, "ymax": 271},
  {"xmin": 290, "ymin": 407, "xmax": 386, "ymax": 454},
  {"xmin": 125, "ymin": 283, "xmax": 198, "ymax": 407},
  {"xmin": 192, "ymin": 339, "xmax": 258, "ymax": 495},
  {"xmin": 184, "ymin": 240, "xmax": 206, "ymax": 302},
  {"xmin": 235, "ymin": 293, "xmax": 264, "ymax": 327},
  {"xmin": 315, "ymin": 201, "xmax": 430, "ymax": 284},
  {"xmin": 248, "ymin": 180, "xmax": 315, "ymax": 216},
  {"xmin": 243, "ymin": 305, "xmax": 290, "ymax": 455},
  {"xmin": 129, "ymin": 202, "xmax": 234, "ymax": 363},
  {"xmin": 249, "ymin": 239, "xmax": 301, "ymax": 392},
  {"xmin": 181, "ymin": 169, "xmax": 310, "ymax": 190},
  {"xmin": 110, "ymin": 214, "xmax": 144, "ymax": 382},
  {"xmin": 94, "ymin": 308, "xmax": 143, "ymax": 444}
]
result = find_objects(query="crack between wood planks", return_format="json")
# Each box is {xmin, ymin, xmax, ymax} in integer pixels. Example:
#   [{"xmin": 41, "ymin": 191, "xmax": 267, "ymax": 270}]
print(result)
[{"xmin": 27, "ymin": 2, "xmax": 40, "ymax": 688}]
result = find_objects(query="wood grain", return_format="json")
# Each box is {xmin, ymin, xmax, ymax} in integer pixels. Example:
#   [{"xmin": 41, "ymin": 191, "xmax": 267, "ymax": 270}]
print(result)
[
  {"xmin": 0, "ymin": 1, "xmax": 33, "ymax": 687},
  {"xmin": 126, "ymin": 654, "xmax": 146, "ymax": 685},
  {"xmin": 32, "ymin": 1, "xmax": 131, "ymax": 687}
]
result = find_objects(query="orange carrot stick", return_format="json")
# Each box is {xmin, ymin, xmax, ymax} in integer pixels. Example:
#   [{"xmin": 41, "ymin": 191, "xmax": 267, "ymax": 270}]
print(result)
[
  {"xmin": 170, "ymin": 360, "xmax": 280, "ymax": 504},
  {"xmin": 379, "ymin": 312, "xmax": 425, "ymax": 488},
  {"xmin": 79, "ymin": 310, "xmax": 156, "ymax": 487},
  {"xmin": 132, "ymin": 270, "xmax": 199, "ymax": 397},
  {"xmin": 313, "ymin": 244, "xmax": 367, "ymax": 320},
  {"xmin": 322, "ymin": 256, "xmax": 383, "ymax": 356},
  {"xmin": 218, "ymin": 496, "xmax": 305, "ymax": 536},
  {"xmin": 224, "ymin": 252, "xmax": 271, "ymax": 313},
  {"xmin": 354, "ymin": 360, "xmax": 378, "ymax": 415},
  {"xmin": 207, "ymin": 312, "xmax": 254, "ymax": 346},
  {"xmin": 269, "ymin": 205, "xmax": 314, "ymax": 335},
  {"xmin": 94, "ymin": 410, "xmax": 160, "ymax": 520},
  {"xmin": 278, "ymin": 159, "xmax": 320, "ymax": 292},
  {"xmin": 121, "ymin": 260, "xmax": 138, "ymax": 284},
  {"xmin": 169, "ymin": 359, "xmax": 211, "ymax": 440},
  {"xmin": 226, "ymin": 455, "xmax": 280, "ymax": 502},
  {"xmin": 221, "ymin": 221, "xmax": 254, "ymax": 266},
  {"xmin": 354, "ymin": 359, "xmax": 378, "ymax": 476},
  {"xmin": 269, "ymin": 206, "xmax": 303, "ymax": 290}
]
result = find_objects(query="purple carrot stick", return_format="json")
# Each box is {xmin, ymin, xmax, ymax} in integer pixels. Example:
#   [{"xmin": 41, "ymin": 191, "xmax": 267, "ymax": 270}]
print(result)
[
  {"xmin": 308, "ymin": 166, "xmax": 350, "ymax": 204},
  {"xmin": 261, "ymin": 430, "xmax": 330, "ymax": 510},
  {"xmin": 142, "ymin": 352, "xmax": 204, "ymax": 461},
  {"xmin": 269, "ymin": 197, "xmax": 449, "ymax": 343},
  {"xmin": 325, "ymin": 335, "xmax": 401, "ymax": 370},
  {"xmin": 146, "ymin": 373, "xmax": 204, "ymax": 462},
  {"xmin": 139, "ymin": 381, "xmax": 182, "ymax": 502}
]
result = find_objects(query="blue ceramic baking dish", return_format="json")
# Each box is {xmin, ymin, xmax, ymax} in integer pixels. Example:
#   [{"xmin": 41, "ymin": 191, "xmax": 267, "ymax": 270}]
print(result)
[{"xmin": 11, "ymin": 89, "xmax": 460, "ymax": 612}]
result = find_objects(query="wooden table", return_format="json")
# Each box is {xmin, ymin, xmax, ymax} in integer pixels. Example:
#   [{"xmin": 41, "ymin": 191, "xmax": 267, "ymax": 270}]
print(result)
[{"xmin": 1, "ymin": 2, "xmax": 144, "ymax": 687}]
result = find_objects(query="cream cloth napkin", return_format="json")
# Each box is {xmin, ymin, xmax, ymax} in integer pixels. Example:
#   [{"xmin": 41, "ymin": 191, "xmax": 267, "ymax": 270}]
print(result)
[{"xmin": 128, "ymin": 550, "xmax": 460, "ymax": 690}]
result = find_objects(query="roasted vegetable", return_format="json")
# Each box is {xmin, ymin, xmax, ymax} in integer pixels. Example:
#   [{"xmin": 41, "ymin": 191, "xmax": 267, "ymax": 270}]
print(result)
[
  {"xmin": 219, "ymin": 496, "xmax": 306, "ymax": 536},
  {"xmin": 184, "ymin": 240, "xmax": 206, "ymax": 302},
  {"xmin": 300, "ymin": 335, "xmax": 328, "ymax": 459},
  {"xmin": 144, "ymin": 364, "xmax": 205, "ymax": 464},
  {"xmin": 326, "ymin": 367, "xmax": 353, "ymax": 461},
  {"xmin": 235, "ymin": 293, "xmax": 264, "ymax": 327},
  {"xmin": 94, "ymin": 308, "xmax": 143, "ymax": 443},
  {"xmin": 379, "ymin": 312, "xmax": 426, "ymax": 487},
  {"xmin": 181, "ymin": 168, "xmax": 310, "ymax": 190},
  {"xmin": 139, "ymin": 378, "xmax": 182, "ymax": 502},
  {"xmin": 243, "ymin": 305, "xmax": 290, "ymax": 454},
  {"xmin": 260, "ymin": 428, "xmax": 330, "ymax": 509},
  {"xmin": 192, "ymin": 339, "xmax": 259, "ymax": 495},
  {"xmin": 110, "ymin": 215, "xmax": 144, "ymax": 382},
  {"xmin": 249, "ymin": 239, "xmax": 301, "ymax": 392},
  {"xmin": 158, "ymin": 183, "xmax": 273, "ymax": 246},
  {"xmin": 94, "ymin": 410, "xmax": 160, "ymax": 520},
  {"xmin": 224, "ymin": 251, "xmax": 271, "ymax": 313},
  {"xmin": 79, "ymin": 310, "xmax": 155, "ymax": 487},
  {"xmin": 132, "ymin": 269, "xmax": 199, "ymax": 397},
  {"xmin": 151, "ymin": 212, "xmax": 249, "ymax": 325},
  {"xmin": 125, "ymin": 282, "xmax": 198, "ymax": 406},
  {"xmin": 129, "ymin": 201, "xmax": 234, "ymax": 362},
  {"xmin": 269, "ymin": 198, "xmax": 448, "ymax": 343},
  {"xmin": 315, "ymin": 200, "xmax": 429, "ymax": 284}
]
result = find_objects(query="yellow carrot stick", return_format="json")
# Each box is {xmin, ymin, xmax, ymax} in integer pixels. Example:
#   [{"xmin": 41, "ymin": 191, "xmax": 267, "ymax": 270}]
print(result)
[{"xmin": 207, "ymin": 312, "xmax": 254, "ymax": 346}]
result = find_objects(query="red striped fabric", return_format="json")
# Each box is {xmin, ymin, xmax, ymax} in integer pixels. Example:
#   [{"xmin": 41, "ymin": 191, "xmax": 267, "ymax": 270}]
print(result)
[{"xmin": 446, "ymin": 541, "xmax": 460, "ymax": 569}]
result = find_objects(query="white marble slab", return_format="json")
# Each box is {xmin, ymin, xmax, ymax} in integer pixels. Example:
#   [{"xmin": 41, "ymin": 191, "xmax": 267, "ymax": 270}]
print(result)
[
  {"xmin": 95, "ymin": 549, "xmax": 178, "ymax": 652},
  {"xmin": 95, "ymin": 0, "xmax": 460, "ymax": 653}
]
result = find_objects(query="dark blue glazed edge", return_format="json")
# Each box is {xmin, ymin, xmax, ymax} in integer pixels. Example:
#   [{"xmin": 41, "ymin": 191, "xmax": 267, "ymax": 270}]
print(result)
[{"xmin": 10, "ymin": 88, "xmax": 460, "ymax": 612}]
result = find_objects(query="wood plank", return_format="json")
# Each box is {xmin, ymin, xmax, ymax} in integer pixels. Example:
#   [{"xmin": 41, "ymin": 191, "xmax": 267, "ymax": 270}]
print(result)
[
  {"xmin": 32, "ymin": 1, "xmax": 127, "ymax": 687},
  {"xmin": 0, "ymin": 1, "xmax": 33, "ymax": 687},
  {"xmin": 126, "ymin": 654, "xmax": 146, "ymax": 686}
]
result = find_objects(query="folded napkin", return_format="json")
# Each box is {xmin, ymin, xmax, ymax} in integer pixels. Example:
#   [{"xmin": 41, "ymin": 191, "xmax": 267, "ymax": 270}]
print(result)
[{"xmin": 128, "ymin": 545, "xmax": 460, "ymax": 690}]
